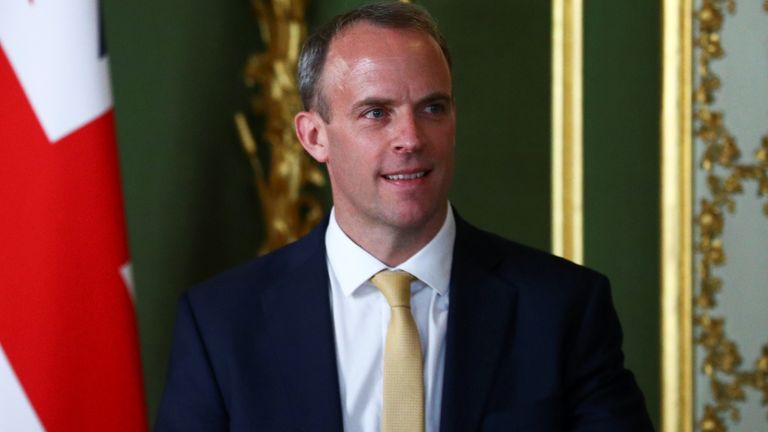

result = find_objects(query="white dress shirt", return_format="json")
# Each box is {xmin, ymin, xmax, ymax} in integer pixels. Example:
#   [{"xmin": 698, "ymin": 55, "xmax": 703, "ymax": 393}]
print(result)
[{"xmin": 325, "ymin": 205, "xmax": 456, "ymax": 432}]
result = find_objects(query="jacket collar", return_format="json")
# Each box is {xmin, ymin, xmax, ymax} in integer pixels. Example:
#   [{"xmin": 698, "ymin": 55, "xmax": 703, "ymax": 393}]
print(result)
[
  {"xmin": 259, "ymin": 213, "xmax": 518, "ymax": 431},
  {"xmin": 259, "ymin": 217, "xmax": 344, "ymax": 431},
  {"xmin": 439, "ymin": 215, "xmax": 519, "ymax": 432}
]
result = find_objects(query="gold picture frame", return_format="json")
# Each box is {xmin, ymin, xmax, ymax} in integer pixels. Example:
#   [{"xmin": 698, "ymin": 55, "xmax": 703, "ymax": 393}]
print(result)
[
  {"xmin": 660, "ymin": 0, "xmax": 695, "ymax": 430},
  {"xmin": 551, "ymin": 0, "xmax": 584, "ymax": 264}
]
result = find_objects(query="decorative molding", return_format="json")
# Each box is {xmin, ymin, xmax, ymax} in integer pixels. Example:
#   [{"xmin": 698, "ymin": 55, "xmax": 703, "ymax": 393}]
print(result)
[
  {"xmin": 691, "ymin": 1, "xmax": 768, "ymax": 430},
  {"xmin": 551, "ymin": 0, "xmax": 584, "ymax": 264},
  {"xmin": 235, "ymin": 0, "xmax": 325, "ymax": 254},
  {"xmin": 663, "ymin": 0, "xmax": 768, "ymax": 430},
  {"xmin": 661, "ymin": 0, "xmax": 694, "ymax": 430}
]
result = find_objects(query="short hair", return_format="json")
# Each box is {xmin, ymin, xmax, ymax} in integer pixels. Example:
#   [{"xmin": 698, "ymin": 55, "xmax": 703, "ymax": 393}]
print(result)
[{"xmin": 297, "ymin": 1, "xmax": 452, "ymax": 122}]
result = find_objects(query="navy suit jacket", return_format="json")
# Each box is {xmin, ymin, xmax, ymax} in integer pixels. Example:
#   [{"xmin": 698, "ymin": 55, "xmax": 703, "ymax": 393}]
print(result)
[{"xmin": 156, "ymin": 215, "xmax": 653, "ymax": 431}]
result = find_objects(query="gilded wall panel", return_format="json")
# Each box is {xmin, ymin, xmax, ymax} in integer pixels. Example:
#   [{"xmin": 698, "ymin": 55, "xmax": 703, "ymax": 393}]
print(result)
[
  {"xmin": 692, "ymin": 1, "xmax": 768, "ymax": 430},
  {"xmin": 664, "ymin": 0, "xmax": 768, "ymax": 431}
]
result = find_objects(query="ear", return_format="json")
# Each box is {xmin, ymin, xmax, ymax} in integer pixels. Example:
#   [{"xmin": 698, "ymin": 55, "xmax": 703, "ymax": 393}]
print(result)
[{"xmin": 295, "ymin": 111, "xmax": 328, "ymax": 163}]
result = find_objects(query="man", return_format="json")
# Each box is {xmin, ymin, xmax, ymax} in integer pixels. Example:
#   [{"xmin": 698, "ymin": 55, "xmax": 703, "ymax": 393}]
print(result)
[{"xmin": 156, "ymin": 2, "xmax": 653, "ymax": 431}]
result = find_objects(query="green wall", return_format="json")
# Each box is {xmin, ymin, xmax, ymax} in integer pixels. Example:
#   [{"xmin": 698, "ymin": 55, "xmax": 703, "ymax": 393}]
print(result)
[
  {"xmin": 104, "ymin": 0, "xmax": 658, "ymax": 426},
  {"xmin": 103, "ymin": 0, "xmax": 264, "ymax": 421},
  {"xmin": 584, "ymin": 1, "xmax": 661, "ymax": 428}
]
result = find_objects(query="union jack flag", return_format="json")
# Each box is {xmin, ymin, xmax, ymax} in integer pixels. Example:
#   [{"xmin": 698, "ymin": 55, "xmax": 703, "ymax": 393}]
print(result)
[{"xmin": 0, "ymin": 1, "xmax": 147, "ymax": 430}]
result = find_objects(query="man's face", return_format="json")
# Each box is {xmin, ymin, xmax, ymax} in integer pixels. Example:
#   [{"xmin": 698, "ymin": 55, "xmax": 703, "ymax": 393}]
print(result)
[{"xmin": 304, "ymin": 23, "xmax": 455, "ymax": 238}]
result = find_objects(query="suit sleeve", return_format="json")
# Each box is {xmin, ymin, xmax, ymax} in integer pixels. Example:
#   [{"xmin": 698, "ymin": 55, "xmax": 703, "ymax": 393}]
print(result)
[
  {"xmin": 565, "ymin": 274, "xmax": 654, "ymax": 431},
  {"xmin": 155, "ymin": 294, "xmax": 228, "ymax": 431}
]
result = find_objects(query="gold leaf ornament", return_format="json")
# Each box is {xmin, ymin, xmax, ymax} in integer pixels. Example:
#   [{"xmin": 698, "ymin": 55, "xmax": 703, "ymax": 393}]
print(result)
[
  {"xmin": 235, "ymin": 0, "xmax": 326, "ymax": 255},
  {"xmin": 692, "ymin": 0, "xmax": 768, "ymax": 428}
]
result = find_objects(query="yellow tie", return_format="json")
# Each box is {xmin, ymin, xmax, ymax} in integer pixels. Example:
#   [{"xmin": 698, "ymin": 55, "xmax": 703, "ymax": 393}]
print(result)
[{"xmin": 370, "ymin": 270, "xmax": 424, "ymax": 432}]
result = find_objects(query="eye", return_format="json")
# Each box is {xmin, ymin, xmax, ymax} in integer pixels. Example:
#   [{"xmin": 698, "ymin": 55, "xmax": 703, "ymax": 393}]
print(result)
[
  {"xmin": 364, "ymin": 108, "xmax": 386, "ymax": 119},
  {"xmin": 424, "ymin": 102, "xmax": 447, "ymax": 115}
]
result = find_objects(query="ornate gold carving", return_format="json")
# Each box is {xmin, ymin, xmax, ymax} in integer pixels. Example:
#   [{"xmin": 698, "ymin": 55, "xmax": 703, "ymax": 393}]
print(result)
[
  {"xmin": 235, "ymin": 0, "xmax": 325, "ymax": 254},
  {"xmin": 693, "ymin": 1, "xmax": 768, "ymax": 429}
]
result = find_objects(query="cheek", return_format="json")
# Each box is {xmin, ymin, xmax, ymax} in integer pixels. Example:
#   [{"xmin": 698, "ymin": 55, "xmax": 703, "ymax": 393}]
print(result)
[
  {"xmin": 326, "ymin": 149, "xmax": 364, "ymax": 186},
  {"xmin": 424, "ymin": 122, "xmax": 455, "ymax": 146},
  {"xmin": 432, "ymin": 135, "xmax": 455, "ymax": 162},
  {"xmin": 329, "ymin": 138, "xmax": 376, "ymax": 172}
]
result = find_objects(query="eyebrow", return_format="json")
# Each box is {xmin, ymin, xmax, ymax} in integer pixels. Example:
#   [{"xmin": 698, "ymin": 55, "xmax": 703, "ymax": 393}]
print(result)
[
  {"xmin": 349, "ymin": 92, "xmax": 454, "ymax": 116},
  {"xmin": 419, "ymin": 92, "xmax": 453, "ymax": 107},
  {"xmin": 349, "ymin": 97, "xmax": 395, "ymax": 116}
]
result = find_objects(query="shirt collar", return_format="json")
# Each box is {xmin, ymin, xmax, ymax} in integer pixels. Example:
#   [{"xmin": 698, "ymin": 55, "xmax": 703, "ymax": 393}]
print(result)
[{"xmin": 325, "ymin": 204, "xmax": 456, "ymax": 297}]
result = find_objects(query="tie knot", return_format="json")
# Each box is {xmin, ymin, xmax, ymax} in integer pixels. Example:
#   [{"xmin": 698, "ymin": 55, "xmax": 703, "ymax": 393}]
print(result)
[{"xmin": 370, "ymin": 270, "xmax": 416, "ymax": 308}]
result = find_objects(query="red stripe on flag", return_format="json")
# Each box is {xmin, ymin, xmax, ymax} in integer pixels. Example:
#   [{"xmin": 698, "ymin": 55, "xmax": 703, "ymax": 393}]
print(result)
[{"xmin": 0, "ymin": 48, "xmax": 147, "ymax": 430}]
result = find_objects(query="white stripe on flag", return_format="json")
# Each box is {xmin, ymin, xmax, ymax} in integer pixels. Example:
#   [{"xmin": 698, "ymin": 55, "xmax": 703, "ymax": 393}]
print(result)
[
  {"xmin": 120, "ymin": 261, "xmax": 136, "ymax": 302},
  {"xmin": 0, "ymin": 344, "xmax": 45, "ymax": 432},
  {"xmin": 0, "ymin": 0, "xmax": 112, "ymax": 143}
]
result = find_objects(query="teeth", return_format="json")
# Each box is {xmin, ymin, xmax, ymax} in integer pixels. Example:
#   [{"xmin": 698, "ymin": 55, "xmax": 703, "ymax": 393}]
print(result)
[{"xmin": 385, "ymin": 172, "xmax": 426, "ymax": 181}]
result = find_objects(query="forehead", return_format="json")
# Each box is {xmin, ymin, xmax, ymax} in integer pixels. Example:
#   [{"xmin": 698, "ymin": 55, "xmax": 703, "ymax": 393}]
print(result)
[
  {"xmin": 328, "ymin": 21, "xmax": 440, "ymax": 60},
  {"xmin": 318, "ymin": 22, "xmax": 451, "ymax": 99}
]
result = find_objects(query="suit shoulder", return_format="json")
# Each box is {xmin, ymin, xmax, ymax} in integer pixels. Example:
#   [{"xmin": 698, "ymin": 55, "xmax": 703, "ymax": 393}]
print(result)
[
  {"xmin": 461, "ymin": 222, "xmax": 609, "ymax": 294},
  {"xmin": 183, "ymin": 226, "xmax": 325, "ymax": 311}
]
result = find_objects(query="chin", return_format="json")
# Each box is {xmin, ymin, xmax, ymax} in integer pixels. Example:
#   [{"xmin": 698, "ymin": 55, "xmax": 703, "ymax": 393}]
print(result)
[{"xmin": 383, "ymin": 203, "xmax": 445, "ymax": 232}]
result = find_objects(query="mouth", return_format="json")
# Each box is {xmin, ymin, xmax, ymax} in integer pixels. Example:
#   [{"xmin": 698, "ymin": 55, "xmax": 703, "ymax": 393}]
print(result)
[{"xmin": 383, "ymin": 171, "xmax": 428, "ymax": 181}]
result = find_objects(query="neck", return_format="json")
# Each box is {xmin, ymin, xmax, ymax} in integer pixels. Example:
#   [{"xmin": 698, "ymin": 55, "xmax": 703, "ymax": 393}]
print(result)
[{"xmin": 334, "ymin": 204, "xmax": 448, "ymax": 267}]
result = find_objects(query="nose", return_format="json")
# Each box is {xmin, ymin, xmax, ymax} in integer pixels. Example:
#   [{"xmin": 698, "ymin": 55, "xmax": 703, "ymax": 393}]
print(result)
[{"xmin": 392, "ymin": 111, "xmax": 423, "ymax": 153}]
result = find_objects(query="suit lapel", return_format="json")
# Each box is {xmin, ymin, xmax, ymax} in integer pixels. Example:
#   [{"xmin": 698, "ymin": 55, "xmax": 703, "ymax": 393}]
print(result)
[
  {"xmin": 259, "ymin": 223, "xmax": 343, "ymax": 431},
  {"xmin": 440, "ymin": 218, "xmax": 518, "ymax": 432},
  {"xmin": 256, "ymin": 215, "xmax": 517, "ymax": 431}
]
